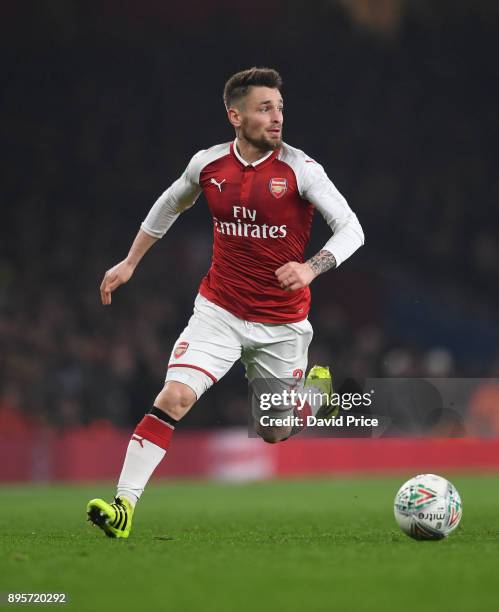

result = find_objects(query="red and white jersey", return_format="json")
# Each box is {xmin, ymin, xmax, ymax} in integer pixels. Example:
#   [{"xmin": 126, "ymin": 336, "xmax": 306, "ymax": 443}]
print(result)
[{"xmin": 141, "ymin": 140, "xmax": 364, "ymax": 323}]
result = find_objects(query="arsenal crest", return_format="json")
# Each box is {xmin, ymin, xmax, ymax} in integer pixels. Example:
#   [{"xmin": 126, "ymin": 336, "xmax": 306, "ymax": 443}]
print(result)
[
  {"xmin": 173, "ymin": 341, "xmax": 189, "ymax": 359},
  {"xmin": 269, "ymin": 177, "xmax": 287, "ymax": 199}
]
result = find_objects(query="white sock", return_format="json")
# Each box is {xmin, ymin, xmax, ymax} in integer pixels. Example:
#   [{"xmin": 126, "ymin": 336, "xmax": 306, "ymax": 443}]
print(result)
[
  {"xmin": 116, "ymin": 437, "xmax": 166, "ymax": 506},
  {"xmin": 302, "ymin": 384, "xmax": 332, "ymax": 416}
]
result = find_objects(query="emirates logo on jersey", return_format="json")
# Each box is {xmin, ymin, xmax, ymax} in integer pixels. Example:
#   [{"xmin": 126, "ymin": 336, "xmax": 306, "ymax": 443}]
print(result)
[
  {"xmin": 269, "ymin": 178, "xmax": 288, "ymax": 199},
  {"xmin": 173, "ymin": 341, "xmax": 189, "ymax": 359}
]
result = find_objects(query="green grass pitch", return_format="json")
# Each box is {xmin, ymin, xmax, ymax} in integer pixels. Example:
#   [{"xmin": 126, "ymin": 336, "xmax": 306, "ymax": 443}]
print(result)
[{"xmin": 1, "ymin": 476, "xmax": 498, "ymax": 612}]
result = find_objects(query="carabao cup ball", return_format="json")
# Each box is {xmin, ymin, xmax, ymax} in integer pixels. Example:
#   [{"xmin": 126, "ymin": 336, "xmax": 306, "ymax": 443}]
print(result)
[{"xmin": 394, "ymin": 474, "xmax": 462, "ymax": 540}]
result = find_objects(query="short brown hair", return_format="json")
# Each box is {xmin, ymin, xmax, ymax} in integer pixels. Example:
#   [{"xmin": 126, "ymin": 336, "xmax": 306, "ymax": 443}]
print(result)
[{"xmin": 223, "ymin": 67, "xmax": 283, "ymax": 109}]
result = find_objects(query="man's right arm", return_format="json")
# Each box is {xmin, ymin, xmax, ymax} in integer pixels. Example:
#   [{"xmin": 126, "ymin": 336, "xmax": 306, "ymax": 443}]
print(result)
[
  {"xmin": 100, "ymin": 229, "xmax": 158, "ymax": 305},
  {"xmin": 140, "ymin": 155, "xmax": 203, "ymax": 238},
  {"xmin": 100, "ymin": 152, "xmax": 204, "ymax": 305}
]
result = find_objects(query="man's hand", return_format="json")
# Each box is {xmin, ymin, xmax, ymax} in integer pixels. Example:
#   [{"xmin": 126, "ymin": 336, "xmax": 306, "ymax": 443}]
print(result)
[
  {"xmin": 275, "ymin": 261, "xmax": 316, "ymax": 291},
  {"xmin": 100, "ymin": 259, "xmax": 135, "ymax": 305}
]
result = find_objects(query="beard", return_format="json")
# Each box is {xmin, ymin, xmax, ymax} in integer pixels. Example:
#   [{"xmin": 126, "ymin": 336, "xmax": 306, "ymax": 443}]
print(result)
[{"xmin": 239, "ymin": 124, "xmax": 282, "ymax": 151}]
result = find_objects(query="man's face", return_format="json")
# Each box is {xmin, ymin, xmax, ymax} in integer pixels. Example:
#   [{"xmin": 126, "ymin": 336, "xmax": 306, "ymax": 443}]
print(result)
[{"xmin": 229, "ymin": 86, "xmax": 283, "ymax": 151}]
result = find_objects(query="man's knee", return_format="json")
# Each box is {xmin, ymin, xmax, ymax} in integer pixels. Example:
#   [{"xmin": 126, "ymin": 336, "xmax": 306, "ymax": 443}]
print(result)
[
  {"xmin": 255, "ymin": 423, "xmax": 292, "ymax": 444},
  {"xmin": 154, "ymin": 381, "xmax": 196, "ymax": 420}
]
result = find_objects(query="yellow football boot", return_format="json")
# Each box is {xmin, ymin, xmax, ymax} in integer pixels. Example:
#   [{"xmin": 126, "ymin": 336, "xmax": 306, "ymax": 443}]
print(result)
[
  {"xmin": 304, "ymin": 365, "xmax": 338, "ymax": 419},
  {"xmin": 86, "ymin": 496, "xmax": 134, "ymax": 539}
]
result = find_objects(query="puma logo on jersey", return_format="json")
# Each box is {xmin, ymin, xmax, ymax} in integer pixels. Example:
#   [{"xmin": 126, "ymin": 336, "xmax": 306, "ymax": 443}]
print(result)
[{"xmin": 210, "ymin": 178, "xmax": 226, "ymax": 192}]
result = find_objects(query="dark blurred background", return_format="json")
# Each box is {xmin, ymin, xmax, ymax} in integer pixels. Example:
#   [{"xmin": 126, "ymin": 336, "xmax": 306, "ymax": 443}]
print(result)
[{"xmin": 1, "ymin": 0, "xmax": 498, "ymax": 431}]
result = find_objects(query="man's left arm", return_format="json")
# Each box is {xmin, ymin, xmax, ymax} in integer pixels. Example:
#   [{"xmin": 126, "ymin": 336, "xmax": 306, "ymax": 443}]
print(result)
[{"xmin": 275, "ymin": 161, "xmax": 364, "ymax": 291}]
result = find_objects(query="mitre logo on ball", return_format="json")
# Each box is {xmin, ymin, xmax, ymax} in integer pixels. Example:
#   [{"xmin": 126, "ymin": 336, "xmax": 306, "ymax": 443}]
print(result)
[
  {"xmin": 174, "ymin": 341, "xmax": 189, "ymax": 359},
  {"xmin": 269, "ymin": 178, "xmax": 287, "ymax": 199}
]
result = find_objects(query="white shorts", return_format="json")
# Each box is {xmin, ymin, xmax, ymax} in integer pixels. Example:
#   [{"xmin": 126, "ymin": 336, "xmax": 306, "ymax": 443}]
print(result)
[{"xmin": 165, "ymin": 294, "xmax": 313, "ymax": 405}]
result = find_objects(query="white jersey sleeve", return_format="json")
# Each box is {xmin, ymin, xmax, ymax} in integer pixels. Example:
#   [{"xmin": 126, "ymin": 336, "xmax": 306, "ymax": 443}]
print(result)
[
  {"xmin": 300, "ymin": 160, "xmax": 364, "ymax": 266},
  {"xmin": 140, "ymin": 151, "xmax": 204, "ymax": 239},
  {"xmin": 279, "ymin": 144, "xmax": 364, "ymax": 267}
]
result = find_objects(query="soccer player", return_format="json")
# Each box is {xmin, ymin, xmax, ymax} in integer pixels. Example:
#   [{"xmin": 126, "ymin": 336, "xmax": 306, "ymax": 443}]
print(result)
[{"xmin": 87, "ymin": 67, "xmax": 364, "ymax": 538}]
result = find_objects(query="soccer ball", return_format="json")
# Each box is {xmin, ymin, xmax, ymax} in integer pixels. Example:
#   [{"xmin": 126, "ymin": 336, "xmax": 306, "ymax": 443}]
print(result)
[{"xmin": 394, "ymin": 474, "xmax": 462, "ymax": 540}]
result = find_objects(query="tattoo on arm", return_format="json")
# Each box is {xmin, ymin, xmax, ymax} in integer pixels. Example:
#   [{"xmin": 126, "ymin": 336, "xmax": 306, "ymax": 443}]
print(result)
[{"xmin": 306, "ymin": 250, "xmax": 337, "ymax": 276}]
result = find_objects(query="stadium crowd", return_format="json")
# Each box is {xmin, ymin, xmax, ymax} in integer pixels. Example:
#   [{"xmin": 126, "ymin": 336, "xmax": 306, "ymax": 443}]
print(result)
[{"xmin": 1, "ymin": 1, "xmax": 498, "ymax": 429}]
